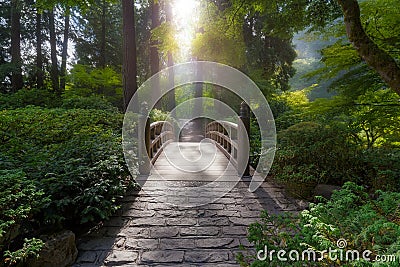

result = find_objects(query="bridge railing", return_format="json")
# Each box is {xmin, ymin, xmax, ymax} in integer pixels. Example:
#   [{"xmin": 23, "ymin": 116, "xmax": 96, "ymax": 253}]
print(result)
[
  {"xmin": 139, "ymin": 101, "xmax": 251, "ymax": 177},
  {"xmin": 149, "ymin": 121, "xmax": 174, "ymax": 163},
  {"xmin": 206, "ymin": 120, "xmax": 239, "ymax": 166},
  {"xmin": 138, "ymin": 102, "xmax": 175, "ymax": 175},
  {"xmin": 205, "ymin": 102, "xmax": 251, "ymax": 177}
]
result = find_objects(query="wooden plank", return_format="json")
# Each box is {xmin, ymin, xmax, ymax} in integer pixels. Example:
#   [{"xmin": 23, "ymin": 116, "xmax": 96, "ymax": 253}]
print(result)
[{"xmin": 146, "ymin": 142, "xmax": 239, "ymax": 182}]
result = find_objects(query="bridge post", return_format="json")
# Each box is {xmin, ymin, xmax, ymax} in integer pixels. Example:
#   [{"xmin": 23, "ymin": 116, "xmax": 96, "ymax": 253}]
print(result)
[
  {"xmin": 238, "ymin": 101, "xmax": 251, "ymax": 177},
  {"xmin": 139, "ymin": 101, "xmax": 151, "ymax": 175}
]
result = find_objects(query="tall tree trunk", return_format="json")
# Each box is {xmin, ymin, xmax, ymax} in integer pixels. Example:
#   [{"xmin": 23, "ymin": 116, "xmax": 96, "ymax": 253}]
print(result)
[
  {"xmin": 36, "ymin": 9, "xmax": 44, "ymax": 89},
  {"xmin": 10, "ymin": 0, "xmax": 23, "ymax": 92},
  {"xmin": 100, "ymin": 0, "xmax": 106, "ymax": 68},
  {"xmin": 60, "ymin": 9, "xmax": 70, "ymax": 92},
  {"xmin": 337, "ymin": 0, "xmax": 400, "ymax": 96},
  {"xmin": 166, "ymin": 51, "xmax": 175, "ymax": 111},
  {"xmin": 165, "ymin": 1, "xmax": 175, "ymax": 112},
  {"xmin": 49, "ymin": 9, "xmax": 60, "ymax": 94},
  {"xmin": 150, "ymin": 0, "xmax": 161, "ymax": 108},
  {"xmin": 122, "ymin": 0, "xmax": 138, "ymax": 112}
]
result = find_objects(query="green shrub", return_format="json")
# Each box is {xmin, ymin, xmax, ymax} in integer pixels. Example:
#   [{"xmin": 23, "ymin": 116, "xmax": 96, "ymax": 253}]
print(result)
[
  {"xmin": 0, "ymin": 104, "xmax": 137, "ymax": 265},
  {"xmin": 0, "ymin": 170, "xmax": 48, "ymax": 246},
  {"xmin": 238, "ymin": 182, "xmax": 400, "ymax": 267},
  {"xmin": 149, "ymin": 108, "xmax": 170, "ymax": 122},
  {"xmin": 363, "ymin": 149, "xmax": 400, "ymax": 192},
  {"xmin": 3, "ymin": 238, "xmax": 44, "ymax": 266},
  {"xmin": 0, "ymin": 170, "xmax": 48, "ymax": 266},
  {"xmin": 149, "ymin": 108, "xmax": 180, "ymax": 134},
  {"xmin": 0, "ymin": 89, "xmax": 61, "ymax": 109},
  {"xmin": 61, "ymin": 95, "xmax": 117, "ymax": 111},
  {"xmin": 67, "ymin": 64, "xmax": 123, "ymax": 109},
  {"xmin": 0, "ymin": 107, "xmax": 135, "ymax": 226},
  {"xmin": 271, "ymin": 122, "xmax": 364, "ymax": 187}
]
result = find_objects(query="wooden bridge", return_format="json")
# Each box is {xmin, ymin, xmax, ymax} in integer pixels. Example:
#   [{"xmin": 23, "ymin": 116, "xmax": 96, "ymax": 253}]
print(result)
[
  {"xmin": 137, "ymin": 102, "xmax": 252, "ymax": 180},
  {"xmin": 73, "ymin": 103, "xmax": 301, "ymax": 266}
]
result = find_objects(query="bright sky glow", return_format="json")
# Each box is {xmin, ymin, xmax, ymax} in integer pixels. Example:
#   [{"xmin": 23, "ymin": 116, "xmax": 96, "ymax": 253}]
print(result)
[{"xmin": 172, "ymin": 0, "xmax": 199, "ymax": 61}]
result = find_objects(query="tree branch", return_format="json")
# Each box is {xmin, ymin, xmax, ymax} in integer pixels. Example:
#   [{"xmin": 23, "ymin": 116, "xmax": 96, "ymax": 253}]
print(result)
[{"xmin": 337, "ymin": 0, "xmax": 400, "ymax": 96}]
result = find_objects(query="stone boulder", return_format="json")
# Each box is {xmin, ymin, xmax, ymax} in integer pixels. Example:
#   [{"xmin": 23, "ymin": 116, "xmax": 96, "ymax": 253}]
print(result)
[
  {"xmin": 314, "ymin": 184, "xmax": 341, "ymax": 199},
  {"xmin": 28, "ymin": 230, "xmax": 78, "ymax": 267}
]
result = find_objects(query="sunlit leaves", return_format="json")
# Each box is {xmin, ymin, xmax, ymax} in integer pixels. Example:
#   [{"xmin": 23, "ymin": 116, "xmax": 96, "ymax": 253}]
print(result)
[
  {"xmin": 151, "ymin": 21, "xmax": 179, "ymax": 58},
  {"xmin": 68, "ymin": 64, "xmax": 122, "ymax": 100},
  {"xmin": 361, "ymin": 0, "xmax": 400, "ymax": 58},
  {"xmin": 192, "ymin": 1, "xmax": 246, "ymax": 67}
]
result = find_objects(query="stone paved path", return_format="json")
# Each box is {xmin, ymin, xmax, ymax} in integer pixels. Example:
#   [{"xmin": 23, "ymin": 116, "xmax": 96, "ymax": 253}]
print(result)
[{"xmin": 73, "ymin": 142, "xmax": 301, "ymax": 267}]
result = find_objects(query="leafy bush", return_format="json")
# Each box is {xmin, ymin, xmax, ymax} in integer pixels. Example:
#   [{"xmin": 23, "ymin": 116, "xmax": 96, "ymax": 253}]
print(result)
[
  {"xmin": 0, "ymin": 89, "xmax": 61, "ymax": 109},
  {"xmin": 363, "ymin": 149, "xmax": 400, "ymax": 192},
  {"xmin": 3, "ymin": 238, "xmax": 44, "ymax": 266},
  {"xmin": 271, "ymin": 122, "xmax": 364, "ymax": 187},
  {"xmin": 0, "ymin": 170, "xmax": 48, "ymax": 246},
  {"xmin": 61, "ymin": 95, "xmax": 117, "ymax": 111},
  {"xmin": 238, "ymin": 182, "xmax": 400, "ymax": 267},
  {"xmin": 67, "ymin": 64, "xmax": 123, "ymax": 109},
  {"xmin": 149, "ymin": 108, "xmax": 180, "ymax": 134},
  {"xmin": 0, "ymin": 170, "xmax": 48, "ymax": 266},
  {"xmin": 0, "ymin": 107, "xmax": 135, "ymax": 226},
  {"xmin": 0, "ymin": 103, "xmax": 137, "ymax": 265},
  {"xmin": 149, "ymin": 108, "xmax": 170, "ymax": 122}
]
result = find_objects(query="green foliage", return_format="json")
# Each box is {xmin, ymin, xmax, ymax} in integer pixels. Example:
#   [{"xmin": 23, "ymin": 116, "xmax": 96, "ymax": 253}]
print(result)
[
  {"xmin": 3, "ymin": 238, "xmax": 44, "ymax": 266},
  {"xmin": 270, "ymin": 92, "xmax": 400, "ymax": 194},
  {"xmin": 68, "ymin": 64, "xmax": 123, "ymax": 108},
  {"xmin": 0, "ymin": 89, "xmax": 119, "ymax": 112},
  {"xmin": 73, "ymin": 0, "xmax": 123, "ymax": 68},
  {"xmin": 228, "ymin": 0, "xmax": 339, "ymax": 92},
  {"xmin": 271, "ymin": 89, "xmax": 311, "ymax": 131},
  {"xmin": 0, "ymin": 170, "xmax": 49, "ymax": 245},
  {"xmin": 275, "ymin": 90, "xmax": 310, "ymax": 109},
  {"xmin": 0, "ymin": 107, "xmax": 134, "ymax": 226},
  {"xmin": 361, "ymin": 0, "xmax": 400, "ymax": 59},
  {"xmin": 293, "ymin": 92, "xmax": 400, "ymax": 149},
  {"xmin": 0, "ymin": 89, "xmax": 61, "ymax": 109},
  {"xmin": 307, "ymin": 0, "xmax": 400, "ymax": 98},
  {"xmin": 61, "ymin": 95, "xmax": 117, "ymax": 111},
  {"xmin": 0, "ymin": 170, "xmax": 48, "ymax": 266},
  {"xmin": 238, "ymin": 182, "xmax": 400, "ymax": 266},
  {"xmin": 272, "ymin": 122, "xmax": 364, "ymax": 187},
  {"xmin": 151, "ymin": 21, "xmax": 178, "ymax": 57},
  {"xmin": 363, "ymin": 149, "xmax": 400, "ymax": 192},
  {"xmin": 347, "ymin": 91, "xmax": 400, "ymax": 149},
  {"xmin": 149, "ymin": 108, "xmax": 170, "ymax": 122},
  {"xmin": 192, "ymin": 1, "xmax": 246, "ymax": 68}
]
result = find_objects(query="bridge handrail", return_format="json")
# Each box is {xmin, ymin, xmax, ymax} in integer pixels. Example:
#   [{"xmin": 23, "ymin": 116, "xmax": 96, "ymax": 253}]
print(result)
[
  {"xmin": 138, "ymin": 101, "xmax": 250, "ymax": 177},
  {"xmin": 205, "ymin": 120, "xmax": 239, "ymax": 167},
  {"xmin": 149, "ymin": 121, "xmax": 174, "ymax": 164},
  {"xmin": 138, "ymin": 102, "xmax": 175, "ymax": 175},
  {"xmin": 205, "ymin": 102, "xmax": 251, "ymax": 177}
]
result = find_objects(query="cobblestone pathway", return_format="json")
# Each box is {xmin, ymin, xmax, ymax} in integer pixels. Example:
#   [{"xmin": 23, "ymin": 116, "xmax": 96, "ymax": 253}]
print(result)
[
  {"xmin": 73, "ymin": 142, "xmax": 301, "ymax": 266},
  {"xmin": 73, "ymin": 179, "xmax": 300, "ymax": 267}
]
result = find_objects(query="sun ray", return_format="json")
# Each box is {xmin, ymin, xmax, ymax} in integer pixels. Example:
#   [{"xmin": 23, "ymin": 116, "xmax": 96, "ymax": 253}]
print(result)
[{"xmin": 172, "ymin": 0, "xmax": 199, "ymax": 60}]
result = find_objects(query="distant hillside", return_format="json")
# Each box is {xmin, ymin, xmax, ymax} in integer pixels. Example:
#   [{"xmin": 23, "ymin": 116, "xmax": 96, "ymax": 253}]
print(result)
[{"xmin": 290, "ymin": 31, "xmax": 336, "ymax": 100}]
